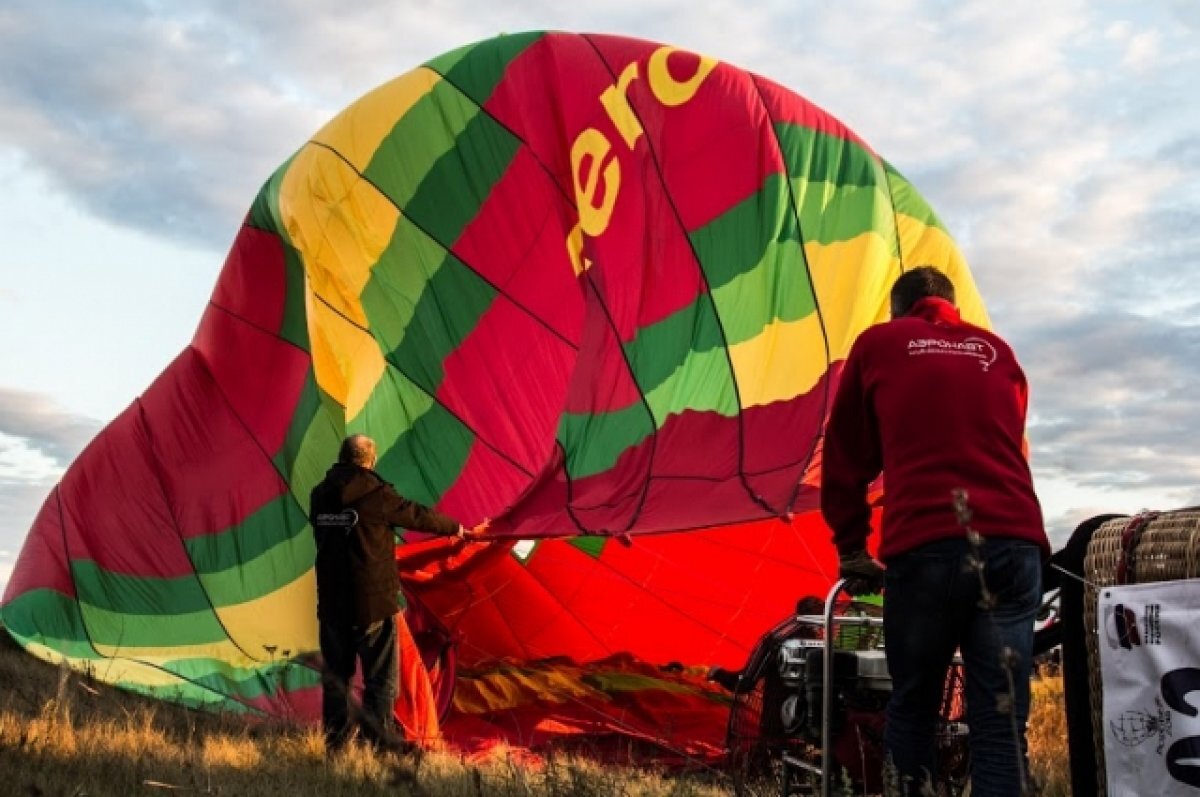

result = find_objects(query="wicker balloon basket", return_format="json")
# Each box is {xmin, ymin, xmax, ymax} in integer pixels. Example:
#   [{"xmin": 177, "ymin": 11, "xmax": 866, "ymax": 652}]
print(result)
[{"xmin": 1082, "ymin": 509, "xmax": 1200, "ymax": 794}]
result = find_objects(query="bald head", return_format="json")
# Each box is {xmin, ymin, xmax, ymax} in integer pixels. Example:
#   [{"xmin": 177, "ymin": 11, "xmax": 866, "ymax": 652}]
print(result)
[{"xmin": 338, "ymin": 434, "xmax": 378, "ymax": 468}]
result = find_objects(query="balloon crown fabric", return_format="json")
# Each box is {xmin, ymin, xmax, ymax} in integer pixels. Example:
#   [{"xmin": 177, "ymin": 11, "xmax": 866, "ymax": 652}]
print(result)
[{"xmin": 2, "ymin": 31, "xmax": 986, "ymax": 752}]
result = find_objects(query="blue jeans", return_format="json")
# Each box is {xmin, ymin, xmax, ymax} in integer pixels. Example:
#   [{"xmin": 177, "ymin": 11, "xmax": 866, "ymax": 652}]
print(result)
[
  {"xmin": 319, "ymin": 615, "xmax": 400, "ymax": 751},
  {"xmin": 882, "ymin": 537, "xmax": 1042, "ymax": 797}
]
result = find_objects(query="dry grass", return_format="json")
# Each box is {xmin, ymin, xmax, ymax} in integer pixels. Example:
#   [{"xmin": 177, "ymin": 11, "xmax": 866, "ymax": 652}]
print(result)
[
  {"xmin": 0, "ymin": 629, "xmax": 1072, "ymax": 796},
  {"xmin": 0, "ymin": 631, "xmax": 757, "ymax": 796},
  {"xmin": 1028, "ymin": 667, "xmax": 1070, "ymax": 797}
]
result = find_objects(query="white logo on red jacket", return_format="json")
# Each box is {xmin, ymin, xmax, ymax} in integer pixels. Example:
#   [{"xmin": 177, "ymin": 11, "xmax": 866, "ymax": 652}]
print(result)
[{"xmin": 907, "ymin": 335, "xmax": 998, "ymax": 371}]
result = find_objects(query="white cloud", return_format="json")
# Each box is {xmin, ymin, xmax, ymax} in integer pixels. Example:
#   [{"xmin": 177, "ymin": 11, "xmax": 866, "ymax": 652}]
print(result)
[
  {"xmin": 1122, "ymin": 30, "xmax": 1162, "ymax": 72},
  {"xmin": 0, "ymin": 388, "xmax": 102, "ymax": 469},
  {"xmin": 0, "ymin": 433, "xmax": 65, "ymax": 483},
  {"xmin": 1034, "ymin": 470, "xmax": 1200, "ymax": 549}
]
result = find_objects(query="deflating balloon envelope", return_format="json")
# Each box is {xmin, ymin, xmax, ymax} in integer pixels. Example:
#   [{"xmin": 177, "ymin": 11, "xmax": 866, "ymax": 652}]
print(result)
[{"xmin": 1, "ymin": 31, "xmax": 986, "ymax": 746}]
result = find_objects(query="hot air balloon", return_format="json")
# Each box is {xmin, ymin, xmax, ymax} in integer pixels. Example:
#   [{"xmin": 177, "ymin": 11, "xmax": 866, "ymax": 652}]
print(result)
[{"xmin": 1, "ymin": 31, "xmax": 987, "ymax": 761}]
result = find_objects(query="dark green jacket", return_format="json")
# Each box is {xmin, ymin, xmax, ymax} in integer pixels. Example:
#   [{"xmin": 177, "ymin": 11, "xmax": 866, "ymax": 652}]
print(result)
[{"xmin": 310, "ymin": 463, "xmax": 459, "ymax": 627}]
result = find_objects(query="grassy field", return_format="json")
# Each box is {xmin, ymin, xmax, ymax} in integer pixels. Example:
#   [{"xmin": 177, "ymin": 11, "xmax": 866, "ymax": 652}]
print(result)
[
  {"xmin": 1027, "ymin": 670, "xmax": 1071, "ymax": 796},
  {"xmin": 0, "ymin": 630, "xmax": 1071, "ymax": 796}
]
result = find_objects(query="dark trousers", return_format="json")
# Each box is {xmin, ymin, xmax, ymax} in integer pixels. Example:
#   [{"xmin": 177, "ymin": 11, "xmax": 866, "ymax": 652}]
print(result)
[
  {"xmin": 318, "ymin": 615, "xmax": 399, "ymax": 750},
  {"xmin": 882, "ymin": 538, "xmax": 1042, "ymax": 797}
]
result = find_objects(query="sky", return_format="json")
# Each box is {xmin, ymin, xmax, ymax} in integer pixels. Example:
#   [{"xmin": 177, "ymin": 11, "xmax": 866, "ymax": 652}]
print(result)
[{"xmin": 1, "ymin": 1, "xmax": 1199, "ymax": 592}]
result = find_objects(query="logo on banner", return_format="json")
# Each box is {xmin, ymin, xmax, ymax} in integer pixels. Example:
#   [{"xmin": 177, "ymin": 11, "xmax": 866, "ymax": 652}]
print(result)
[
  {"xmin": 1104, "ymin": 600, "xmax": 1163, "ymax": 649},
  {"xmin": 1107, "ymin": 602, "xmax": 1144, "ymax": 650},
  {"xmin": 1111, "ymin": 698, "xmax": 1173, "ymax": 755}
]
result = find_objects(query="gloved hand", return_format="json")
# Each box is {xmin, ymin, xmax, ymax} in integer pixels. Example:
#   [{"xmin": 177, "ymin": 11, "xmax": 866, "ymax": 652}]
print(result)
[{"xmin": 838, "ymin": 549, "xmax": 885, "ymax": 596}]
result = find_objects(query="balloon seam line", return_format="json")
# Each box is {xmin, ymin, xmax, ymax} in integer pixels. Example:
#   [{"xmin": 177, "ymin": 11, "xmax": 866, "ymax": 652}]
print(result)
[
  {"xmin": 133, "ymin": 400, "xmax": 263, "ymax": 665},
  {"xmin": 582, "ymin": 33, "xmax": 780, "ymax": 521},
  {"xmin": 208, "ymin": 293, "xmax": 310, "ymax": 356},
  {"xmin": 54, "ymin": 484, "xmax": 104, "ymax": 661},
  {"xmin": 749, "ymin": 74, "xmax": 833, "ymax": 515},
  {"xmin": 880, "ymin": 161, "xmax": 909, "ymax": 275},
  {"xmin": 208, "ymin": 292, "xmax": 536, "ymax": 481},
  {"xmin": 54, "ymin": 429, "xmax": 271, "ymax": 716},
  {"xmin": 185, "ymin": 346, "xmax": 339, "ymax": 687},
  {"xmin": 560, "ymin": 451, "xmax": 824, "ymax": 514},
  {"xmin": 304, "ymin": 139, "xmax": 579, "ymax": 353}
]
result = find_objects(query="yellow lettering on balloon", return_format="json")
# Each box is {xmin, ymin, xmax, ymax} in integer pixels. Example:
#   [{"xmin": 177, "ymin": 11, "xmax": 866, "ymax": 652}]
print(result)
[
  {"xmin": 647, "ymin": 46, "xmax": 718, "ymax": 107},
  {"xmin": 565, "ymin": 222, "xmax": 592, "ymax": 276},
  {"xmin": 600, "ymin": 61, "xmax": 645, "ymax": 150},
  {"xmin": 570, "ymin": 128, "xmax": 620, "ymax": 237},
  {"xmin": 562, "ymin": 47, "xmax": 721, "ymax": 278}
]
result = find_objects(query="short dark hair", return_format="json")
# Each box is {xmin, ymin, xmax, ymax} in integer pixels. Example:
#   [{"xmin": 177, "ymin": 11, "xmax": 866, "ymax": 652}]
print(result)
[
  {"xmin": 338, "ymin": 434, "xmax": 377, "ymax": 467},
  {"xmin": 890, "ymin": 266, "xmax": 956, "ymax": 318}
]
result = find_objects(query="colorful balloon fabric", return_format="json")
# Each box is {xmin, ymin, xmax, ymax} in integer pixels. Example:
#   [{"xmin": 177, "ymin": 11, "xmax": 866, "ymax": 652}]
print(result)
[{"xmin": 1, "ymin": 31, "xmax": 987, "ymax": 756}]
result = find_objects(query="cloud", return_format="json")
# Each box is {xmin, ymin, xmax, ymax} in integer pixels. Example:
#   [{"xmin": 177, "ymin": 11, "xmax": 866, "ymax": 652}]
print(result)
[
  {"xmin": 0, "ymin": 0, "xmax": 789, "ymax": 248},
  {"xmin": 1167, "ymin": 0, "xmax": 1200, "ymax": 30},
  {"xmin": 2, "ymin": 0, "xmax": 1188, "ymax": 280},
  {"xmin": 1160, "ymin": 134, "xmax": 1200, "ymax": 170},
  {"xmin": 1025, "ymin": 310, "xmax": 1200, "ymax": 523},
  {"xmin": 0, "ymin": 388, "xmax": 102, "ymax": 470},
  {"xmin": 0, "ymin": 1, "xmax": 326, "ymax": 246}
]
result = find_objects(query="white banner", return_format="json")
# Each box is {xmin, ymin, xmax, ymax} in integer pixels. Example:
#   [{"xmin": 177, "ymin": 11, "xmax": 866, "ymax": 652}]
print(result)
[{"xmin": 1100, "ymin": 579, "xmax": 1200, "ymax": 794}]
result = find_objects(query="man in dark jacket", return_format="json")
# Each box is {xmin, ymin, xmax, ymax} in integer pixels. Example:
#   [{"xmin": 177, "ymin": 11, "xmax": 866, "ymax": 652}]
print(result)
[
  {"xmin": 820, "ymin": 267, "xmax": 1049, "ymax": 797},
  {"xmin": 310, "ymin": 434, "xmax": 486, "ymax": 754}
]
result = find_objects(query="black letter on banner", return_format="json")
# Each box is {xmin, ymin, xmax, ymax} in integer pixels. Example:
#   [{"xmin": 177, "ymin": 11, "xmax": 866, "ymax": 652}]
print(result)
[
  {"xmin": 1166, "ymin": 738, "xmax": 1200, "ymax": 787},
  {"xmin": 1162, "ymin": 668, "xmax": 1200, "ymax": 717}
]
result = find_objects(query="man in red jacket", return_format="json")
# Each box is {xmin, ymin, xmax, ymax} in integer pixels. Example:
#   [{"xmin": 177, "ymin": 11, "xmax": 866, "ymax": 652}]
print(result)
[
  {"xmin": 821, "ymin": 267, "xmax": 1049, "ymax": 797},
  {"xmin": 310, "ymin": 434, "xmax": 487, "ymax": 755}
]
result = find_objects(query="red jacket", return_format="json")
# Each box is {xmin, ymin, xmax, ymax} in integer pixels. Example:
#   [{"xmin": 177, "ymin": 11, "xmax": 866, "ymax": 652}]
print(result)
[{"xmin": 821, "ymin": 297, "xmax": 1048, "ymax": 562}]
